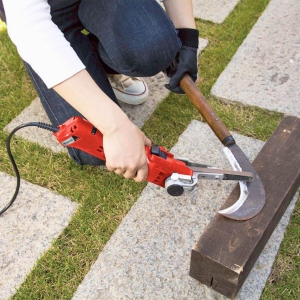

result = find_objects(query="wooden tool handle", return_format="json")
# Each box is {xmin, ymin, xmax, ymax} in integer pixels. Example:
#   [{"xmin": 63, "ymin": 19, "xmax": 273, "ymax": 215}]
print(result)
[{"xmin": 180, "ymin": 74, "xmax": 235, "ymax": 146}]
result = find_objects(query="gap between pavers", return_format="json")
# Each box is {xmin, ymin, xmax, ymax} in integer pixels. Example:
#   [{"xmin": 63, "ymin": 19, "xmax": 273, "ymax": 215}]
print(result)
[
  {"xmin": 211, "ymin": 0, "xmax": 300, "ymax": 117},
  {"xmin": 158, "ymin": 0, "xmax": 240, "ymax": 23},
  {"xmin": 72, "ymin": 120, "xmax": 298, "ymax": 300},
  {"xmin": 0, "ymin": 172, "xmax": 78, "ymax": 300},
  {"xmin": 4, "ymin": 38, "xmax": 207, "ymax": 153}
]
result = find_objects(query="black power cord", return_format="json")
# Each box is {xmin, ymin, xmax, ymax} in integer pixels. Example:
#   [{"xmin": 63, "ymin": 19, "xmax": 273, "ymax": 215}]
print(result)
[{"xmin": 1, "ymin": 122, "xmax": 59, "ymax": 216}]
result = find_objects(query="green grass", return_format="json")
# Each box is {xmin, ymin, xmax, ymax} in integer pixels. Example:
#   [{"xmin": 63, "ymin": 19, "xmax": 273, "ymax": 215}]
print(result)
[
  {"xmin": 261, "ymin": 202, "xmax": 300, "ymax": 300},
  {"xmin": 0, "ymin": 0, "xmax": 299, "ymax": 298}
]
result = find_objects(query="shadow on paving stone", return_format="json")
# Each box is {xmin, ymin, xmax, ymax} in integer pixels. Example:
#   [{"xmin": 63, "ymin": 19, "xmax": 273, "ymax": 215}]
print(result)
[
  {"xmin": 0, "ymin": 172, "xmax": 78, "ymax": 300},
  {"xmin": 72, "ymin": 120, "xmax": 298, "ymax": 300}
]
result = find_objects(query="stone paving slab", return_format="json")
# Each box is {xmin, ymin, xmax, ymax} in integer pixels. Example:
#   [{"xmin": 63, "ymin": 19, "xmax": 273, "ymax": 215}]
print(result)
[
  {"xmin": 4, "ymin": 38, "xmax": 207, "ymax": 153},
  {"xmin": 0, "ymin": 172, "xmax": 78, "ymax": 300},
  {"xmin": 4, "ymin": 98, "xmax": 66, "ymax": 153},
  {"xmin": 193, "ymin": 0, "xmax": 240, "ymax": 23},
  {"xmin": 211, "ymin": 0, "xmax": 300, "ymax": 117},
  {"xmin": 158, "ymin": 0, "xmax": 240, "ymax": 23},
  {"xmin": 72, "ymin": 120, "xmax": 298, "ymax": 300}
]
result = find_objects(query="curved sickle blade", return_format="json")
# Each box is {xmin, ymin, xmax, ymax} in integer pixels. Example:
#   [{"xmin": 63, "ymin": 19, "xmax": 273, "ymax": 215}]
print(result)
[
  {"xmin": 179, "ymin": 74, "xmax": 265, "ymax": 220},
  {"xmin": 218, "ymin": 144, "xmax": 265, "ymax": 220}
]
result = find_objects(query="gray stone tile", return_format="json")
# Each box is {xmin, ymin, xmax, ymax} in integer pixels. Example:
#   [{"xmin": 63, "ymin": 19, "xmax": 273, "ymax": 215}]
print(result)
[
  {"xmin": 0, "ymin": 172, "xmax": 78, "ymax": 300},
  {"xmin": 72, "ymin": 120, "xmax": 298, "ymax": 299},
  {"xmin": 211, "ymin": 0, "xmax": 300, "ymax": 117},
  {"xmin": 158, "ymin": 0, "xmax": 240, "ymax": 23},
  {"xmin": 4, "ymin": 39, "xmax": 207, "ymax": 152},
  {"xmin": 193, "ymin": 0, "xmax": 240, "ymax": 23},
  {"xmin": 4, "ymin": 98, "xmax": 67, "ymax": 153}
]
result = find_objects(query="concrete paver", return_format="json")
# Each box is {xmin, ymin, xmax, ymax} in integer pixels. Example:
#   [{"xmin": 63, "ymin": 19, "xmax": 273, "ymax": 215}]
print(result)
[
  {"xmin": 72, "ymin": 121, "xmax": 298, "ymax": 300},
  {"xmin": 211, "ymin": 0, "xmax": 300, "ymax": 117},
  {"xmin": 193, "ymin": 0, "xmax": 240, "ymax": 23},
  {"xmin": 0, "ymin": 172, "xmax": 78, "ymax": 300},
  {"xmin": 159, "ymin": 0, "xmax": 240, "ymax": 23},
  {"xmin": 4, "ymin": 98, "xmax": 66, "ymax": 153}
]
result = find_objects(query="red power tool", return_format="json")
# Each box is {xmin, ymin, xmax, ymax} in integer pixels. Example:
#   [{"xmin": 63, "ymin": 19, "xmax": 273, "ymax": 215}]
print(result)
[{"xmin": 54, "ymin": 116, "xmax": 253, "ymax": 196}]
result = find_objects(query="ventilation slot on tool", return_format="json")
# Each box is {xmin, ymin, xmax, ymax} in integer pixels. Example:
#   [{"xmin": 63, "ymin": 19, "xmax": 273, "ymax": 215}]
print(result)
[
  {"xmin": 97, "ymin": 146, "xmax": 104, "ymax": 153},
  {"xmin": 153, "ymin": 171, "xmax": 166, "ymax": 184}
]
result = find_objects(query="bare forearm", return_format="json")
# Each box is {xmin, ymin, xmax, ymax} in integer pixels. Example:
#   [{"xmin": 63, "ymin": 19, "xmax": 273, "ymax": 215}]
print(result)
[
  {"xmin": 53, "ymin": 69, "xmax": 129, "ymax": 134},
  {"xmin": 162, "ymin": 0, "xmax": 196, "ymax": 29}
]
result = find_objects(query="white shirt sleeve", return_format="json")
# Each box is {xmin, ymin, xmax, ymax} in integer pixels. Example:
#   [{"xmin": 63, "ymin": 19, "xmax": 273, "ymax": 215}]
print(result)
[{"xmin": 3, "ymin": 0, "xmax": 86, "ymax": 88}]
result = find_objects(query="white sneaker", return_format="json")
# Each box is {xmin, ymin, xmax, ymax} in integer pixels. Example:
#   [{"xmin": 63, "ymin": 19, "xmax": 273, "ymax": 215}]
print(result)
[{"xmin": 108, "ymin": 74, "xmax": 149, "ymax": 105}]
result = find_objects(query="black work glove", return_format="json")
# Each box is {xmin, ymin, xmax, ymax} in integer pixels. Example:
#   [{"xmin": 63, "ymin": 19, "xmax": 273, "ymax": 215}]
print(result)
[{"xmin": 165, "ymin": 28, "xmax": 199, "ymax": 94}]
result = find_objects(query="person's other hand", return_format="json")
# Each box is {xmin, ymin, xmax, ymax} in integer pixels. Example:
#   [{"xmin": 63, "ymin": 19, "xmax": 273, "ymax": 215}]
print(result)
[
  {"xmin": 165, "ymin": 28, "xmax": 199, "ymax": 94},
  {"xmin": 103, "ymin": 120, "xmax": 151, "ymax": 182}
]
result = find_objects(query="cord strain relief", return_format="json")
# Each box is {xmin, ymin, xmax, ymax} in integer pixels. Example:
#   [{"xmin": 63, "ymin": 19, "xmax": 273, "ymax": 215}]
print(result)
[{"xmin": 37, "ymin": 122, "xmax": 59, "ymax": 133}]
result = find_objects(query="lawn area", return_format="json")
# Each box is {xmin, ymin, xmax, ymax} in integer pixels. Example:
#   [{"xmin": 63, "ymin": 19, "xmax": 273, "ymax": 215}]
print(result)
[{"xmin": 0, "ymin": 0, "xmax": 299, "ymax": 299}]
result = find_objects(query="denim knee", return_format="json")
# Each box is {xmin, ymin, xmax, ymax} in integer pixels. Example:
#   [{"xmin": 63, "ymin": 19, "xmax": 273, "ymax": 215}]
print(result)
[
  {"xmin": 117, "ymin": 31, "xmax": 182, "ymax": 77},
  {"xmin": 79, "ymin": 0, "xmax": 182, "ymax": 77}
]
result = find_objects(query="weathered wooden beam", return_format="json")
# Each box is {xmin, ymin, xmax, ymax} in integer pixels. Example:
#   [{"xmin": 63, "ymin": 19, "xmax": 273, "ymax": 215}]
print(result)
[{"xmin": 189, "ymin": 116, "xmax": 300, "ymax": 299}]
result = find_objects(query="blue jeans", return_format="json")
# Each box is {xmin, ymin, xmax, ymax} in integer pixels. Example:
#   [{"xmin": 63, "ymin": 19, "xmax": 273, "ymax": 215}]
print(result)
[{"xmin": 24, "ymin": 0, "xmax": 181, "ymax": 165}]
